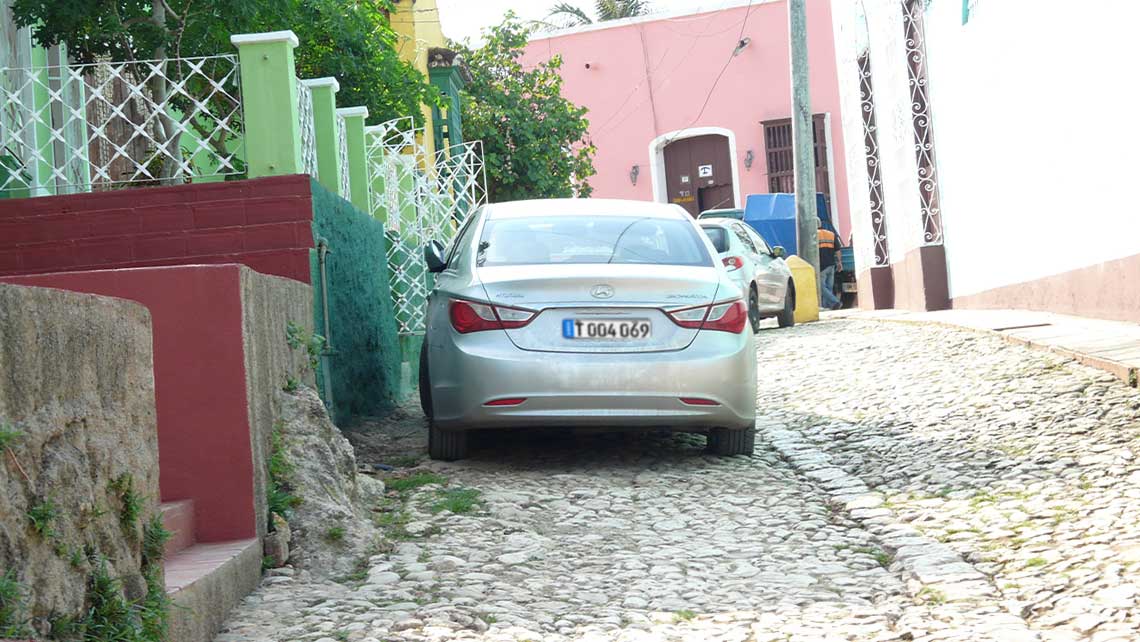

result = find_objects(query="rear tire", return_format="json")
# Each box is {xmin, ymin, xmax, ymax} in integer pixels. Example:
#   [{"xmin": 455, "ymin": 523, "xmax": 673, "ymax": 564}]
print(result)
[
  {"xmin": 428, "ymin": 422, "xmax": 468, "ymax": 461},
  {"xmin": 418, "ymin": 343, "xmax": 433, "ymax": 420},
  {"xmin": 707, "ymin": 427, "xmax": 756, "ymax": 456},
  {"xmin": 748, "ymin": 287, "xmax": 762, "ymax": 334},
  {"xmin": 777, "ymin": 282, "xmax": 796, "ymax": 328}
]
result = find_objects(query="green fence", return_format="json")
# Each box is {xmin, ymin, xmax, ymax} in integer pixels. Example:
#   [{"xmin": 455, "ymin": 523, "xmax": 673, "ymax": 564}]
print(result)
[{"xmin": 309, "ymin": 179, "xmax": 415, "ymax": 424}]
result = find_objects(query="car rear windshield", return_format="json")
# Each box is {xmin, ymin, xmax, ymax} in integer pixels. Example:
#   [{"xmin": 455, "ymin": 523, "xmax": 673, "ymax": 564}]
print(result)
[
  {"xmin": 478, "ymin": 215, "xmax": 713, "ymax": 267},
  {"xmin": 701, "ymin": 226, "xmax": 728, "ymax": 253}
]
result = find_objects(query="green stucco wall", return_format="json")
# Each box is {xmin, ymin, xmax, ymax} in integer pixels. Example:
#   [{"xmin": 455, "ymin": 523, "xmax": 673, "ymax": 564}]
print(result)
[{"xmin": 309, "ymin": 179, "xmax": 415, "ymax": 424}]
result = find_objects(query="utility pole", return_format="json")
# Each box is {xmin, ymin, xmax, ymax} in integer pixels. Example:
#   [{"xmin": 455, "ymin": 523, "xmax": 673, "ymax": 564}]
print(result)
[{"xmin": 788, "ymin": 0, "xmax": 821, "ymax": 301}]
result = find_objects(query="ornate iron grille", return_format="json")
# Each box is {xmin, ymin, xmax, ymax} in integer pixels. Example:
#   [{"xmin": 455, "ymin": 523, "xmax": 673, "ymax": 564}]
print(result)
[
  {"xmin": 0, "ymin": 54, "xmax": 244, "ymax": 195},
  {"xmin": 762, "ymin": 115, "xmax": 830, "ymax": 199},
  {"xmin": 902, "ymin": 0, "xmax": 943, "ymax": 245},
  {"xmin": 296, "ymin": 78, "xmax": 319, "ymax": 180},
  {"xmin": 858, "ymin": 51, "xmax": 890, "ymax": 267}
]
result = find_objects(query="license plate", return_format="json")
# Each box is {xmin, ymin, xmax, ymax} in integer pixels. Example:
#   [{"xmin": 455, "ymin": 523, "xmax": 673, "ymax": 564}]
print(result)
[
  {"xmin": 562, "ymin": 319, "xmax": 651, "ymax": 340},
  {"xmin": 841, "ymin": 282, "xmax": 858, "ymax": 293}
]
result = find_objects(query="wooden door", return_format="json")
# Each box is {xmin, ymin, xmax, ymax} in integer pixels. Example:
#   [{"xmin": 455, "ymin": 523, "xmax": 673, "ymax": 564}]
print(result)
[{"xmin": 663, "ymin": 134, "xmax": 733, "ymax": 217}]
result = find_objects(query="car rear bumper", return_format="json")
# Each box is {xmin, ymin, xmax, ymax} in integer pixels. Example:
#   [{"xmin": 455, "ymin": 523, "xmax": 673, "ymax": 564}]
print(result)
[{"xmin": 428, "ymin": 329, "xmax": 757, "ymax": 431}]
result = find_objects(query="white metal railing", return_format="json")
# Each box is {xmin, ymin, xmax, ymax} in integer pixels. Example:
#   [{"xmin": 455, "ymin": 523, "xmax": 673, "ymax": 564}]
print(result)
[
  {"xmin": 0, "ymin": 55, "xmax": 244, "ymax": 195},
  {"xmin": 296, "ymin": 77, "xmax": 319, "ymax": 180},
  {"xmin": 336, "ymin": 112, "xmax": 350, "ymax": 197},
  {"xmin": 365, "ymin": 117, "xmax": 487, "ymax": 336}
]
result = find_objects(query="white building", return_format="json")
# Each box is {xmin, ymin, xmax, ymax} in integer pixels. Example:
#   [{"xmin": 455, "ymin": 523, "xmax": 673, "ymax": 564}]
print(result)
[{"xmin": 829, "ymin": 0, "xmax": 1140, "ymax": 322}]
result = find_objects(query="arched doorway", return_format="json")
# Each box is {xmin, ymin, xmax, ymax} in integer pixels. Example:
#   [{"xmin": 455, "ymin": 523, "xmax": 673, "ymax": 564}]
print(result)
[{"xmin": 648, "ymin": 128, "xmax": 740, "ymax": 217}]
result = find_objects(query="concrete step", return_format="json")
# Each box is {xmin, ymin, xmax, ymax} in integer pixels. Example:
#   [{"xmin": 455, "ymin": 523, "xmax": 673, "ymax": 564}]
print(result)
[
  {"xmin": 159, "ymin": 500, "xmax": 196, "ymax": 558},
  {"xmin": 165, "ymin": 538, "xmax": 261, "ymax": 642}
]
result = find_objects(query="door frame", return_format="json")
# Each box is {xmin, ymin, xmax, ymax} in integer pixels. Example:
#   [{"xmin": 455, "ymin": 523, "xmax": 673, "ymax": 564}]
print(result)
[{"xmin": 648, "ymin": 126, "xmax": 742, "ymax": 210}]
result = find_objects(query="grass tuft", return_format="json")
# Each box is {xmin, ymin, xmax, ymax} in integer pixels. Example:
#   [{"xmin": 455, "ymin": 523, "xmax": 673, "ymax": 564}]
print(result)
[
  {"xmin": 110, "ymin": 474, "xmax": 143, "ymax": 532},
  {"xmin": 27, "ymin": 498, "xmax": 59, "ymax": 538},
  {"xmin": 431, "ymin": 488, "xmax": 482, "ymax": 515},
  {"xmin": 673, "ymin": 609, "xmax": 697, "ymax": 622},
  {"xmin": 0, "ymin": 421, "xmax": 22, "ymax": 450},
  {"xmin": 267, "ymin": 420, "xmax": 301, "ymax": 526},
  {"xmin": 385, "ymin": 472, "xmax": 447, "ymax": 493},
  {"xmin": 142, "ymin": 515, "xmax": 172, "ymax": 566},
  {"xmin": 0, "ymin": 570, "xmax": 32, "ymax": 638}
]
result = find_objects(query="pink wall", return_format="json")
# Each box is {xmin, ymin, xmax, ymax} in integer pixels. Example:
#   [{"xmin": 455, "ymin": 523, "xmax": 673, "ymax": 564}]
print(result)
[{"xmin": 522, "ymin": 0, "xmax": 851, "ymax": 238}]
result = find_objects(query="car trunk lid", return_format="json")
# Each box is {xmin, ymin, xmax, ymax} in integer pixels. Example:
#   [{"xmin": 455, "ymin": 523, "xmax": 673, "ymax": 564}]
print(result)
[{"xmin": 477, "ymin": 264, "xmax": 721, "ymax": 353}]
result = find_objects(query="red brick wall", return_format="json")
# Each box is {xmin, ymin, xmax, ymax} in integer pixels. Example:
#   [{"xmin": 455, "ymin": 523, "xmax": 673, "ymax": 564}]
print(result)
[{"xmin": 0, "ymin": 175, "xmax": 314, "ymax": 283}]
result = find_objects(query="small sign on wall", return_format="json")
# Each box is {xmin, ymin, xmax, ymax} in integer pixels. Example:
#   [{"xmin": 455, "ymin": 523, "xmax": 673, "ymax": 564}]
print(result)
[
  {"xmin": 698, "ymin": 165, "xmax": 713, "ymax": 178},
  {"xmin": 680, "ymin": 175, "xmax": 690, "ymax": 184},
  {"xmin": 962, "ymin": 0, "xmax": 981, "ymax": 24}
]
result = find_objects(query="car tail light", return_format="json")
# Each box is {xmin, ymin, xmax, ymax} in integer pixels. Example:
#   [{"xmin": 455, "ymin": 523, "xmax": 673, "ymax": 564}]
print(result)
[
  {"xmin": 722, "ymin": 256, "xmax": 744, "ymax": 271},
  {"xmin": 666, "ymin": 304, "xmax": 708, "ymax": 329},
  {"xmin": 666, "ymin": 299, "xmax": 747, "ymax": 334},
  {"xmin": 680, "ymin": 397, "xmax": 720, "ymax": 406},
  {"xmin": 704, "ymin": 299, "xmax": 748, "ymax": 333},
  {"xmin": 449, "ymin": 299, "xmax": 535, "ymax": 333}
]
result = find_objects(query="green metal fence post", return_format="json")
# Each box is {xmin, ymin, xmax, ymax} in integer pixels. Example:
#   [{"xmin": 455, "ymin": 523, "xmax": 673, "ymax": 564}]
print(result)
[
  {"xmin": 302, "ymin": 78, "xmax": 342, "ymax": 194},
  {"xmin": 337, "ymin": 107, "xmax": 370, "ymax": 212},
  {"xmin": 230, "ymin": 30, "xmax": 303, "ymax": 178}
]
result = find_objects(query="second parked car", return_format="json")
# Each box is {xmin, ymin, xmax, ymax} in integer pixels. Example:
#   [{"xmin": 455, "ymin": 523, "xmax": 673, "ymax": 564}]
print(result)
[{"xmin": 698, "ymin": 219, "xmax": 796, "ymax": 331}]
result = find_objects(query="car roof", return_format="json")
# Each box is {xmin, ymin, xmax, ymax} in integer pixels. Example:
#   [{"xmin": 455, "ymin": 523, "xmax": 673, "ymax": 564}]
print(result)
[
  {"xmin": 698, "ymin": 208, "xmax": 744, "ymax": 219},
  {"xmin": 699, "ymin": 218, "xmax": 743, "ymax": 229},
  {"xmin": 485, "ymin": 198, "xmax": 689, "ymax": 220}
]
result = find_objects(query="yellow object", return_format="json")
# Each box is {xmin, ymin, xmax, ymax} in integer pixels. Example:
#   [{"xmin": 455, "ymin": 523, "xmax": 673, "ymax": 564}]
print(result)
[
  {"xmin": 391, "ymin": 0, "xmax": 447, "ymax": 162},
  {"xmin": 786, "ymin": 255, "xmax": 820, "ymax": 324}
]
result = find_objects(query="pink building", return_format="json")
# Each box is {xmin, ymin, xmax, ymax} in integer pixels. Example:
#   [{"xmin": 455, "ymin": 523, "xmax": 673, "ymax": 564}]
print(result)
[{"xmin": 522, "ymin": 0, "xmax": 852, "ymax": 238}]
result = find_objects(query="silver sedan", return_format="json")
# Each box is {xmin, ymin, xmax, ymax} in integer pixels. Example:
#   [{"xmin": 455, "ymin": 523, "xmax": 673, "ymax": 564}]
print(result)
[
  {"xmin": 699, "ymin": 219, "xmax": 796, "ymax": 331},
  {"xmin": 419, "ymin": 199, "xmax": 758, "ymax": 460}
]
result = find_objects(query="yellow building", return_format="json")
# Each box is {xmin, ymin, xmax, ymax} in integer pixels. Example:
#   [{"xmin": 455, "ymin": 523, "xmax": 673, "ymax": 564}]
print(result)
[{"xmin": 390, "ymin": 0, "xmax": 447, "ymax": 161}]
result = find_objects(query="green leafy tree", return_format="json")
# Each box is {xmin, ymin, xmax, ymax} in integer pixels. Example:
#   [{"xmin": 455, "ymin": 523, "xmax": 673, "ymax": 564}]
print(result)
[
  {"xmin": 456, "ymin": 14, "xmax": 595, "ymax": 202},
  {"xmin": 10, "ymin": 0, "xmax": 434, "ymax": 179},
  {"xmin": 547, "ymin": 0, "xmax": 651, "ymax": 27}
]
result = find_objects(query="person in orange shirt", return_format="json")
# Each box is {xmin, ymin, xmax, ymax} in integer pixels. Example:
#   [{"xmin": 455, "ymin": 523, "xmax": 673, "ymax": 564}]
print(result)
[{"xmin": 817, "ymin": 219, "xmax": 841, "ymax": 310}]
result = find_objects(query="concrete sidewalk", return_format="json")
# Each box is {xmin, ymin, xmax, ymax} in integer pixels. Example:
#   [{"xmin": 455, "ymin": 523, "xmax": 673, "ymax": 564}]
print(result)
[{"xmin": 829, "ymin": 308, "xmax": 1140, "ymax": 388}]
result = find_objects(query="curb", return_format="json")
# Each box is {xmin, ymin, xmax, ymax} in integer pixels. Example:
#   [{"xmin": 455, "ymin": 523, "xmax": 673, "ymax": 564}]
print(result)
[
  {"xmin": 757, "ymin": 419, "xmax": 1041, "ymax": 640},
  {"xmin": 837, "ymin": 314, "xmax": 1139, "ymax": 389}
]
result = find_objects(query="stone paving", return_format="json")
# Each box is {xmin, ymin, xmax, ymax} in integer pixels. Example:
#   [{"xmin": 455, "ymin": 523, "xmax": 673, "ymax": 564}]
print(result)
[{"xmin": 216, "ymin": 318, "xmax": 1140, "ymax": 642}]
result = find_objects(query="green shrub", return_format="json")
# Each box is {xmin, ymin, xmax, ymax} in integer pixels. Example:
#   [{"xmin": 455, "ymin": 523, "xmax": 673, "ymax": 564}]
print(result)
[{"xmin": 27, "ymin": 498, "xmax": 59, "ymax": 538}]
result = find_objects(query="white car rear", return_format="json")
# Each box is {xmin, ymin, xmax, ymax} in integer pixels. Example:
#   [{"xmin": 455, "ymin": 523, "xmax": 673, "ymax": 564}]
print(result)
[{"xmin": 699, "ymin": 220, "xmax": 796, "ymax": 331}]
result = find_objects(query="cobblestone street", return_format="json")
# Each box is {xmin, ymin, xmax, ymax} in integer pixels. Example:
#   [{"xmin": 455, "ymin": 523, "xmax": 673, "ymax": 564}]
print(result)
[{"xmin": 216, "ymin": 319, "xmax": 1140, "ymax": 642}]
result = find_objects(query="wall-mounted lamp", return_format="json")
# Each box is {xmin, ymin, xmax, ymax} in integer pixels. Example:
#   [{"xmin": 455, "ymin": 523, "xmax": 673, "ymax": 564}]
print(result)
[
  {"xmin": 629, "ymin": 164, "xmax": 640, "ymax": 185},
  {"xmin": 733, "ymin": 37, "xmax": 752, "ymax": 57},
  {"xmin": 744, "ymin": 149, "xmax": 755, "ymax": 171}
]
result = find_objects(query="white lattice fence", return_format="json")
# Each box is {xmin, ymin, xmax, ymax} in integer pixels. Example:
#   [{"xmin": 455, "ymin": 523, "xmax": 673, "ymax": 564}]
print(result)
[
  {"xmin": 365, "ymin": 118, "xmax": 487, "ymax": 336},
  {"xmin": 296, "ymin": 77, "xmax": 319, "ymax": 180},
  {"xmin": 0, "ymin": 54, "xmax": 244, "ymax": 195},
  {"xmin": 336, "ymin": 112, "xmax": 350, "ymax": 197}
]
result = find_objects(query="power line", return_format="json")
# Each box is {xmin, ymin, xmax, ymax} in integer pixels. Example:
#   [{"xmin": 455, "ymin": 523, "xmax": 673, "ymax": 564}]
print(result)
[
  {"xmin": 596, "ymin": 4, "xmax": 747, "ymax": 136},
  {"xmin": 659, "ymin": 0, "xmax": 754, "ymax": 148}
]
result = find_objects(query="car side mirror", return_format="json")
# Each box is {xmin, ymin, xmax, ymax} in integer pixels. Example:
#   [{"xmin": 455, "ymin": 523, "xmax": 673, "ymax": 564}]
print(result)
[
  {"xmin": 771, "ymin": 246, "xmax": 786, "ymax": 259},
  {"xmin": 424, "ymin": 240, "xmax": 447, "ymax": 273}
]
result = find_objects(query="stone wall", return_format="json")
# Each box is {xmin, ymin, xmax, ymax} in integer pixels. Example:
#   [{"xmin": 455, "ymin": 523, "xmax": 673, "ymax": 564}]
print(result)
[
  {"xmin": 0, "ymin": 283, "xmax": 159, "ymax": 634},
  {"xmin": 239, "ymin": 267, "xmax": 315, "ymax": 536}
]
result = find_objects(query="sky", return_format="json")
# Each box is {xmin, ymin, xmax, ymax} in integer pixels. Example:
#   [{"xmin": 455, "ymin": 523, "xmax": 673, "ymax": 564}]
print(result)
[{"xmin": 437, "ymin": 0, "xmax": 744, "ymax": 45}]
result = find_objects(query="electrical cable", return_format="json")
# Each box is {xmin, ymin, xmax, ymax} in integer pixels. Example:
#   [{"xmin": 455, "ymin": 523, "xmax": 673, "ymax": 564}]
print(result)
[{"xmin": 658, "ymin": 0, "xmax": 753, "ymax": 148}]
